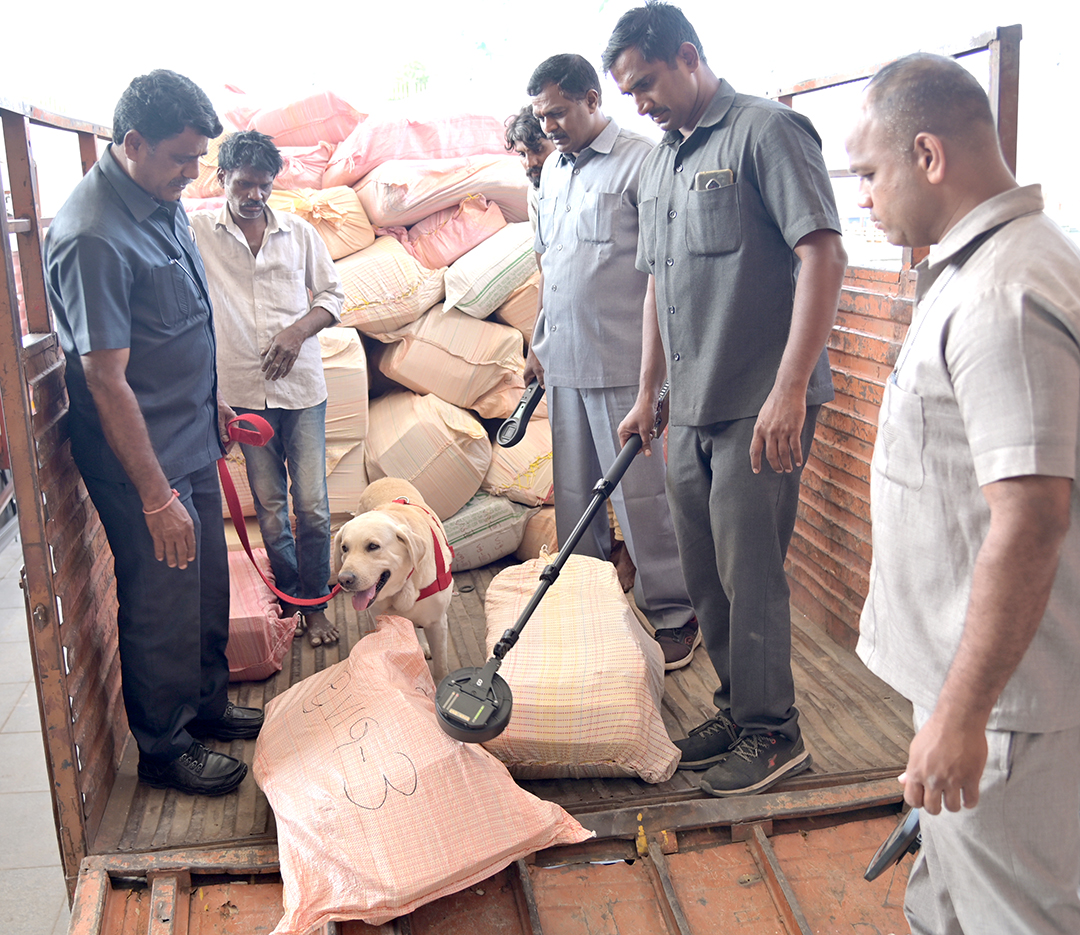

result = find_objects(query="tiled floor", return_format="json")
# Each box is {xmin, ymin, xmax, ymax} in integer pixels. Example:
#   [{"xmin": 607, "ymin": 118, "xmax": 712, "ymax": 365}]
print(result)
[{"xmin": 0, "ymin": 525, "xmax": 71, "ymax": 935}]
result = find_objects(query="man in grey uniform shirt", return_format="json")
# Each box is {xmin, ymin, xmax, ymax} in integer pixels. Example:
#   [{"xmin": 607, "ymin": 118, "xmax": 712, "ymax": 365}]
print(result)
[
  {"xmin": 607, "ymin": 3, "xmax": 847, "ymax": 796},
  {"xmin": 525, "ymin": 53, "xmax": 699, "ymax": 663}
]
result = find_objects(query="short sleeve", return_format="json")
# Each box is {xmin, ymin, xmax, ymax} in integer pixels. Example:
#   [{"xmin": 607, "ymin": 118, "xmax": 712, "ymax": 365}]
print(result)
[
  {"xmin": 48, "ymin": 232, "xmax": 133, "ymax": 354},
  {"xmin": 949, "ymin": 283, "xmax": 1080, "ymax": 485},
  {"xmin": 752, "ymin": 109, "xmax": 841, "ymax": 250},
  {"xmin": 304, "ymin": 223, "xmax": 345, "ymax": 323}
]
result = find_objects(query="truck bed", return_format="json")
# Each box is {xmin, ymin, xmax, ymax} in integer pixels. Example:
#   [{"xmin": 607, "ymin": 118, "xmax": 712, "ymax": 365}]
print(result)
[{"xmin": 88, "ymin": 557, "xmax": 913, "ymax": 858}]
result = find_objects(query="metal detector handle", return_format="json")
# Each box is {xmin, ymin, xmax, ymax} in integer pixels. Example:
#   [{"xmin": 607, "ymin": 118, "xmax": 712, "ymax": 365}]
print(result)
[
  {"xmin": 492, "ymin": 432, "xmax": 644, "ymax": 659},
  {"xmin": 496, "ymin": 379, "xmax": 545, "ymax": 447}
]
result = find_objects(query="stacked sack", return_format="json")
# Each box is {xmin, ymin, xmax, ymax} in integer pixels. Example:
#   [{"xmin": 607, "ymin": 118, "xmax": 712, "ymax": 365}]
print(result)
[{"xmin": 198, "ymin": 89, "xmax": 554, "ymax": 563}]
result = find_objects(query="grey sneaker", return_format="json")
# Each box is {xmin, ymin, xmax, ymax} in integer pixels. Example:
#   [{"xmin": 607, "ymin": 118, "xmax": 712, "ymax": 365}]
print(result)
[
  {"xmin": 699, "ymin": 732, "xmax": 812, "ymax": 797},
  {"xmin": 674, "ymin": 709, "xmax": 740, "ymax": 768},
  {"xmin": 656, "ymin": 618, "xmax": 702, "ymax": 671}
]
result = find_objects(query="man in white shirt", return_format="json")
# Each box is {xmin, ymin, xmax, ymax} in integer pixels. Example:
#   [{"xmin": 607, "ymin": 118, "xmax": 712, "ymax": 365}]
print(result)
[{"xmin": 191, "ymin": 131, "xmax": 345, "ymax": 646}]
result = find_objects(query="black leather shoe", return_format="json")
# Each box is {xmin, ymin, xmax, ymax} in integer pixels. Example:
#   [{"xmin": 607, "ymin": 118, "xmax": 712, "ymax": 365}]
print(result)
[
  {"xmin": 188, "ymin": 701, "xmax": 265, "ymax": 740},
  {"xmin": 137, "ymin": 742, "xmax": 247, "ymax": 796}
]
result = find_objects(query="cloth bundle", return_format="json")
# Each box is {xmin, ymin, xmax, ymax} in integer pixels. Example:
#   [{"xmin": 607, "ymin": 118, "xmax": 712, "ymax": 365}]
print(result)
[
  {"xmin": 323, "ymin": 112, "xmax": 507, "ymax": 189},
  {"xmin": 254, "ymin": 614, "xmax": 590, "ymax": 932},
  {"xmin": 336, "ymin": 236, "xmax": 445, "ymax": 334},
  {"xmin": 225, "ymin": 548, "xmax": 294, "ymax": 681},
  {"xmin": 443, "ymin": 222, "xmax": 538, "ymax": 319},
  {"xmin": 482, "ymin": 553, "xmax": 680, "ymax": 782},
  {"xmin": 364, "ymin": 391, "xmax": 493, "ymax": 520},
  {"xmin": 374, "ymin": 305, "xmax": 525, "ymax": 411},
  {"xmin": 355, "ymin": 154, "xmax": 529, "ymax": 228},
  {"xmin": 268, "ymin": 186, "xmax": 375, "ymax": 260}
]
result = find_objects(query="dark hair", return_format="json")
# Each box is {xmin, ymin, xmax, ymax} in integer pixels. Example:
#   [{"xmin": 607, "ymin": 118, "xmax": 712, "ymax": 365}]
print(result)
[
  {"xmin": 865, "ymin": 53, "xmax": 996, "ymax": 154},
  {"xmin": 504, "ymin": 107, "xmax": 548, "ymax": 154},
  {"xmin": 526, "ymin": 53, "xmax": 601, "ymax": 103},
  {"xmin": 601, "ymin": 1, "xmax": 706, "ymax": 73},
  {"xmin": 217, "ymin": 130, "xmax": 284, "ymax": 178},
  {"xmin": 112, "ymin": 69, "xmax": 222, "ymax": 146}
]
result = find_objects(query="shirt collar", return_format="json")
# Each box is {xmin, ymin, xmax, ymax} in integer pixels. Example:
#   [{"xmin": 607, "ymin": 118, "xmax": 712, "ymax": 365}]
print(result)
[
  {"xmin": 660, "ymin": 78, "xmax": 737, "ymax": 147},
  {"xmin": 557, "ymin": 117, "xmax": 618, "ymax": 168},
  {"xmin": 98, "ymin": 144, "xmax": 172, "ymax": 224},
  {"xmin": 213, "ymin": 201, "xmax": 289, "ymax": 237},
  {"xmin": 925, "ymin": 185, "xmax": 1044, "ymax": 271}
]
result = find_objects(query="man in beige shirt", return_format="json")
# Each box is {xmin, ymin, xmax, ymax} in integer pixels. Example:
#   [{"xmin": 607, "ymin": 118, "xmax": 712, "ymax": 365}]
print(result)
[{"xmin": 191, "ymin": 130, "xmax": 344, "ymax": 646}]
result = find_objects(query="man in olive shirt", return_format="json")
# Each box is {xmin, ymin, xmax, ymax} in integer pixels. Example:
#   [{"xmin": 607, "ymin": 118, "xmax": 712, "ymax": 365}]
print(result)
[
  {"xmin": 46, "ymin": 70, "xmax": 262, "ymax": 797},
  {"xmin": 607, "ymin": 4, "xmax": 847, "ymax": 796}
]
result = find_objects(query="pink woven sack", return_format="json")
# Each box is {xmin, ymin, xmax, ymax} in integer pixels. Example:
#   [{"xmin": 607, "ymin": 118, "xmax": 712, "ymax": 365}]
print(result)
[
  {"xmin": 379, "ymin": 194, "xmax": 506, "ymax": 270},
  {"xmin": 254, "ymin": 614, "xmax": 590, "ymax": 931},
  {"xmin": 323, "ymin": 112, "xmax": 506, "ymax": 188},
  {"xmin": 225, "ymin": 549, "xmax": 294, "ymax": 681},
  {"xmin": 239, "ymin": 90, "xmax": 363, "ymax": 147}
]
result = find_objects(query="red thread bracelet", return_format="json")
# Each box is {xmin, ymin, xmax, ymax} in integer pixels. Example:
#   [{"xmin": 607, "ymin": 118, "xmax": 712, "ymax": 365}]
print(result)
[{"xmin": 143, "ymin": 489, "xmax": 179, "ymax": 515}]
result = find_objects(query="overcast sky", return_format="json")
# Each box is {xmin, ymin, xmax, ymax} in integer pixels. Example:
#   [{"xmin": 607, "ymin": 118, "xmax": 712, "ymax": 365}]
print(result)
[{"xmin": 3, "ymin": 0, "xmax": 1078, "ymax": 219}]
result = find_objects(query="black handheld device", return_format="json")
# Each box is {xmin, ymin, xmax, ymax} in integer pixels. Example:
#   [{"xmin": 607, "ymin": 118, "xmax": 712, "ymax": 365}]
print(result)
[
  {"xmin": 496, "ymin": 379, "xmax": 545, "ymax": 447},
  {"xmin": 864, "ymin": 808, "xmax": 921, "ymax": 881}
]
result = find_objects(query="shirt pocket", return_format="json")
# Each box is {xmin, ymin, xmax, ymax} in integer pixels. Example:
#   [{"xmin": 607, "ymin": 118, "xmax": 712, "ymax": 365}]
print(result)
[
  {"xmin": 685, "ymin": 184, "xmax": 742, "ymax": 256},
  {"xmin": 150, "ymin": 261, "xmax": 194, "ymax": 326},
  {"xmin": 576, "ymin": 191, "xmax": 621, "ymax": 244},
  {"xmin": 537, "ymin": 195, "xmax": 558, "ymax": 249},
  {"xmin": 878, "ymin": 378, "xmax": 925, "ymax": 490}
]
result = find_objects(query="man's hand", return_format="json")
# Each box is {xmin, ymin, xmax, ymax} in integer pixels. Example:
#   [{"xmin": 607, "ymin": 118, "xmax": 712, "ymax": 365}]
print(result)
[
  {"xmin": 523, "ymin": 346, "xmax": 545, "ymax": 389},
  {"xmin": 261, "ymin": 322, "xmax": 308, "ymax": 381},
  {"xmin": 900, "ymin": 710, "xmax": 988, "ymax": 814},
  {"xmin": 750, "ymin": 385, "xmax": 807, "ymax": 473},
  {"xmin": 145, "ymin": 494, "xmax": 197, "ymax": 570},
  {"xmin": 618, "ymin": 395, "xmax": 664, "ymax": 457},
  {"xmin": 217, "ymin": 394, "xmax": 237, "ymax": 453}
]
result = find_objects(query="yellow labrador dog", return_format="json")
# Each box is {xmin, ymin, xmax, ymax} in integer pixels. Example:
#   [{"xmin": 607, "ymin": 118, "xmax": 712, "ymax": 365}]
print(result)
[{"xmin": 333, "ymin": 478, "xmax": 454, "ymax": 681}]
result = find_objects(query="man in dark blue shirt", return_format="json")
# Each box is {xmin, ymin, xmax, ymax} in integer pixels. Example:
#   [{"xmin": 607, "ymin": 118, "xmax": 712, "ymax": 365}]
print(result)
[{"xmin": 46, "ymin": 70, "xmax": 263, "ymax": 796}]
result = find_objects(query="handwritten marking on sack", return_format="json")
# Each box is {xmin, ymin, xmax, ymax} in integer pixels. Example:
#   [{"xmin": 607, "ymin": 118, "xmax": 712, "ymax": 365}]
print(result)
[{"xmin": 302, "ymin": 670, "xmax": 419, "ymax": 810}]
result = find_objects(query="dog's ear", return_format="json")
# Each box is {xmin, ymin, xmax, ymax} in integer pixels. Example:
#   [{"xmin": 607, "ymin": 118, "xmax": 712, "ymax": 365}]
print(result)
[
  {"xmin": 331, "ymin": 526, "xmax": 344, "ymax": 576},
  {"xmin": 393, "ymin": 521, "xmax": 427, "ymax": 572}
]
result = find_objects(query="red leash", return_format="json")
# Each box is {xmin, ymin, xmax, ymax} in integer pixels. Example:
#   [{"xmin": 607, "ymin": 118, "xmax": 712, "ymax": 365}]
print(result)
[{"xmin": 218, "ymin": 414, "xmax": 342, "ymax": 608}]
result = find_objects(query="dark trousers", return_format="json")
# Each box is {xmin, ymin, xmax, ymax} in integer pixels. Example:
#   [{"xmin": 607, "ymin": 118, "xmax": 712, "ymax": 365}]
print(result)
[
  {"xmin": 82, "ymin": 462, "xmax": 231, "ymax": 761},
  {"xmin": 665, "ymin": 408, "xmax": 819, "ymax": 741}
]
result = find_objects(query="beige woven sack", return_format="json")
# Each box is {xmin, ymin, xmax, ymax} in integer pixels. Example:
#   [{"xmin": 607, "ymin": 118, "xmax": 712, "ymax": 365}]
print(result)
[
  {"xmin": 443, "ymin": 222, "xmax": 538, "ymax": 319},
  {"xmin": 376, "ymin": 305, "xmax": 525, "ymax": 410},
  {"xmin": 482, "ymin": 416, "xmax": 554, "ymax": 507},
  {"xmin": 365, "ymin": 391, "xmax": 492, "ymax": 520},
  {"xmin": 482, "ymin": 554, "xmax": 680, "ymax": 782},
  {"xmin": 254, "ymin": 613, "xmax": 591, "ymax": 932},
  {"xmin": 492, "ymin": 270, "xmax": 540, "ymax": 345},
  {"xmin": 268, "ymin": 187, "xmax": 375, "ymax": 260},
  {"xmin": 443, "ymin": 491, "xmax": 537, "ymax": 571},
  {"xmin": 336, "ymin": 236, "xmax": 445, "ymax": 335},
  {"xmin": 515, "ymin": 505, "xmax": 558, "ymax": 560},
  {"xmin": 318, "ymin": 327, "xmax": 369, "ymax": 473}
]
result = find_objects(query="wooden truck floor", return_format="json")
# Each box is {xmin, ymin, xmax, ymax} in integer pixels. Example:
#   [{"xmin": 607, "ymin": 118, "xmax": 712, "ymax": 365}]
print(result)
[{"xmin": 88, "ymin": 556, "xmax": 913, "ymax": 859}]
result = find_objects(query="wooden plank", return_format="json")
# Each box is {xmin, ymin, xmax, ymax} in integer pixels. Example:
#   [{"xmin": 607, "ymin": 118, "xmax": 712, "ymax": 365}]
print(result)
[{"xmin": 576, "ymin": 778, "xmax": 903, "ymax": 841}]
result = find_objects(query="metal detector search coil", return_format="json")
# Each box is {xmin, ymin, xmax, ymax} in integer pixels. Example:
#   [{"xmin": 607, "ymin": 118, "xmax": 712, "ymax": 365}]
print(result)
[{"xmin": 495, "ymin": 379, "xmax": 545, "ymax": 448}]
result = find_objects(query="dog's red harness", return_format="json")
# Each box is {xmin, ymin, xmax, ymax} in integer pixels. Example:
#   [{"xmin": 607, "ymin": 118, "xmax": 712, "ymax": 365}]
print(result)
[{"xmin": 392, "ymin": 497, "xmax": 454, "ymax": 600}]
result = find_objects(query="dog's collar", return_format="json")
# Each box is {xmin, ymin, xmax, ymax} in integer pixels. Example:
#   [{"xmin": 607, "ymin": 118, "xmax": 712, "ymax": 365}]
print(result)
[{"xmin": 392, "ymin": 497, "xmax": 454, "ymax": 599}]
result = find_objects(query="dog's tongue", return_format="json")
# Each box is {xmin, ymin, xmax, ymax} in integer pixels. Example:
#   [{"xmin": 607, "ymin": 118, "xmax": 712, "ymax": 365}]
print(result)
[{"xmin": 351, "ymin": 584, "xmax": 378, "ymax": 612}]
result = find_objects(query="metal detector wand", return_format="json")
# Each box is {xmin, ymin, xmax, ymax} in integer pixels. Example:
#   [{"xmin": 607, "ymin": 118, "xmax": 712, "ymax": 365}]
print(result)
[{"xmin": 434, "ymin": 383, "xmax": 668, "ymax": 743}]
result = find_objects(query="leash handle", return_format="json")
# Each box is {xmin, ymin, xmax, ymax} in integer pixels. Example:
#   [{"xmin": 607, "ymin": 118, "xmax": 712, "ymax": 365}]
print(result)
[{"xmin": 220, "ymin": 416, "xmax": 341, "ymax": 609}]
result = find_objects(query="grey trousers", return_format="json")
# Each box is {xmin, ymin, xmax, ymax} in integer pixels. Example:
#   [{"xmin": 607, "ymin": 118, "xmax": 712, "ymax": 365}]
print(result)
[
  {"xmin": 548, "ymin": 384, "xmax": 694, "ymax": 631},
  {"xmin": 665, "ymin": 409, "xmax": 819, "ymax": 740},
  {"xmin": 906, "ymin": 705, "xmax": 1080, "ymax": 935}
]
